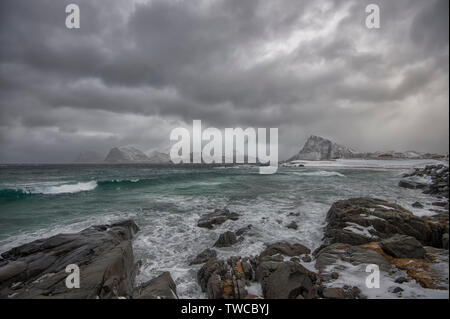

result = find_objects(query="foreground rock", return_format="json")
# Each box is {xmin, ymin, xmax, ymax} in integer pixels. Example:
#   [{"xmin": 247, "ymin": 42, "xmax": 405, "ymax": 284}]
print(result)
[
  {"xmin": 196, "ymin": 240, "xmax": 363, "ymax": 299},
  {"xmin": 323, "ymin": 197, "xmax": 447, "ymax": 248},
  {"xmin": 380, "ymin": 235, "xmax": 426, "ymax": 259},
  {"xmin": 0, "ymin": 220, "xmax": 139, "ymax": 299},
  {"xmin": 259, "ymin": 242, "xmax": 310, "ymax": 260},
  {"xmin": 317, "ymin": 198, "xmax": 449, "ymax": 293},
  {"xmin": 197, "ymin": 208, "xmax": 239, "ymax": 229},
  {"xmin": 133, "ymin": 272, "xmax": 178, "ymax": 299},
  {"xmin": 256, "ymin": 257, "xmax": 320, "ymax": 299},
  {"xmin": 315, "ymin": 243, "xmax": 392, "ymax": 273},
  {"xmin": 197, "ymin": 256, "xmax": 255, "ymax": 299}
]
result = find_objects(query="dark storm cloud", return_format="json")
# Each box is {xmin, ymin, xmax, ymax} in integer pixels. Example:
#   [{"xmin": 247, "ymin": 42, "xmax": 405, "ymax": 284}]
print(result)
[{"xmin": 0, "ymin": 0, "xmax": 448, "ymax": 162}]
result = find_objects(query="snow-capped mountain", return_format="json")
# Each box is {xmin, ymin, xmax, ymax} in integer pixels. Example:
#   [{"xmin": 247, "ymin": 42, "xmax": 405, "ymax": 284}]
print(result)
[
  {"xmin": 286, "ymin": 135, "xmax": 446, "ymax": 162},
  {"xmin": 288, "ymin": 135, "xmax": 356, "ymax": 161},
  {"xmin": 147, "ymin": 151, "xmax": 171, "ymax": 164},
  {"xmin": 104, "ymin": 146, "xmax": 150, "ymax": 163}
]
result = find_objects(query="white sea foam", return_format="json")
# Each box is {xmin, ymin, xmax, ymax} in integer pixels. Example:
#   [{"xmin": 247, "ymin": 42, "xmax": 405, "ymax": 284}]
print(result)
[
  {"xmin": 287, "ymin": 159, "xmax": 447, "ymax": 169},
  {"xmin": 11, "ymin": 181, "xmax": 98, "ymax": 195},
  {"xmin": 292, "ymin": 171, "xmax": 345, "ymax": 177},
  {"xmin": 37, "ymin": 181, "xmax": 98, "ymax": 194}
]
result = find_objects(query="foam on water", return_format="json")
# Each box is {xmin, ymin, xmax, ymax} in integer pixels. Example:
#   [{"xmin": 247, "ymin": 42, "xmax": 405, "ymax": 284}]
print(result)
[
  {"xmin": 292, "ymin": 170, "xmax": 346, "ymax": 177},
  {"xmin": 0, "ymin": 162, "xmax": 448, "ymax": 299},
  {"xmin": 0, "ymin": 181, "xmax": 98, "ymax": 196}
]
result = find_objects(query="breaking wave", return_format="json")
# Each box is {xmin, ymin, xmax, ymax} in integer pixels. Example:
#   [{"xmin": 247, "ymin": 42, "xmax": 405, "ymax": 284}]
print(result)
[{"xmin": 0, "ymin": 181, "xmax": 98, "ymax": 200}]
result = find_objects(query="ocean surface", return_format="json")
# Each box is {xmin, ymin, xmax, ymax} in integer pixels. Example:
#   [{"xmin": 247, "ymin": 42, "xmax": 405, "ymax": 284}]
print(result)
[{"xmin": 0, "ymin": 161, "xmax": 447, "ymax": 298}]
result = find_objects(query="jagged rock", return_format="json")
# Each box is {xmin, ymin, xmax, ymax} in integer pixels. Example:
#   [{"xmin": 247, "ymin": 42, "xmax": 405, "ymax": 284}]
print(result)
[
  {"xmin": 259, "ymin": 242, "xmax": 310, "ymax": 259},
  {"xmin": 189, "ymin": 249, "xmax": 217, "ymax": 265},
  {"xmin": 197, "ymin": 258, "xmax": 228, "ymax": 293},
  {"xmin": 197, "ymin": 257, "xmax": 251, "ymax": 299},
  {"xmin": 288, "ymin": 135, "xmax": 356, "ymax": 161},
  {"xmin": 255, "ymin": 259, "xmax": 319, "ymax": 299},
  {"xmin": 133, "ymin": 272, "xmax": 177, "ymax": 299},
  {"xmin": 0, "ymin": 220, "xmax": 139, "ymax": 299},
  {"xmin": 323, "ymin": 198, "xmax": 446, "ymax": 248},
  {"xmin": 197, "ymin": 208, "xmax": 239, "ymax": 229},
  {"xmin": 214, "ymin": 231, "xmax": 238, "ymax": 248},
  {"xmin": 380, "ymin": 235, "xmax": 426, "ymax": 259}
]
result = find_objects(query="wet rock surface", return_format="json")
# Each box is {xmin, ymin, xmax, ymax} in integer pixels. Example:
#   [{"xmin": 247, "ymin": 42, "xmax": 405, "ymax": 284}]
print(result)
[
  {"xmin": 0, "ymin": 220, "xmax": 140, "ymax": 299},
  {"xmin": 197, "ymin": 208, "xmax": 239, "ymax": 229},
  {"xmin": 323, "ymin": 197, "xmax": 447, "ymax": 248},
  {"xmin": 259, "ymin": 242, "xmax": 311, "ymax": 259},
  {"xmin": 214, "ymin": 231, "xmax": 238, "ymax": 248},
  {"xmin": 380, "ymin": 235, "xmax": 426, "ymax": 259},
  {"xmin": 133, "ymin": 271, "xmax": 178, "ymax": 299},
  {"xmin": 400, "ymin": 164, "xmax": 449, "ymax": 199}
]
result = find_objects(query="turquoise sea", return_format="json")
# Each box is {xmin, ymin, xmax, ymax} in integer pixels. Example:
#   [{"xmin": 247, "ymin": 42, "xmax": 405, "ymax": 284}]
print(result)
[{"xmin": 0, "ymin": 163, "xmax": 443, "ymax": 297}]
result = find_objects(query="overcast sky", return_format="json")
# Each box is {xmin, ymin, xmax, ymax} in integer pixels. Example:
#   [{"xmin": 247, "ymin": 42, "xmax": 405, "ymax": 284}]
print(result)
[{"xmin": 0, "ymin": 0, "xmax": 448, "ymax": 163}]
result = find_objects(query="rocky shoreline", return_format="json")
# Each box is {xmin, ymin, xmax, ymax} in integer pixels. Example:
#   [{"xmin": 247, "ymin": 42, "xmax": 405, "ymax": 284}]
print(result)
[{"xmin": 0, "ymin": 167, "xmax": 448, "ymax": 299}]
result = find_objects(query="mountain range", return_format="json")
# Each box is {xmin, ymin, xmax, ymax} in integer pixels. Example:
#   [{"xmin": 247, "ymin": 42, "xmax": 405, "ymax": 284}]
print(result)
[
  {"xmin": 75, "ymin": 136, "xmax": 447, "ymax": 164},
  {"xmin": 287, "ymin": 135, "xmax": 447, "ymax": 162},
  {"xmin": 74, "ymin": 146, "xmax": 172, "ymax": 164}
]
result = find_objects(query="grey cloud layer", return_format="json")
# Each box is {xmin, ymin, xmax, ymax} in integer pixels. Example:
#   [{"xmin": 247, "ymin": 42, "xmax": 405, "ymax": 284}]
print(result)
[{"xmin": 0, "ymin": 0, "xmax": 448, "ymax": 162}]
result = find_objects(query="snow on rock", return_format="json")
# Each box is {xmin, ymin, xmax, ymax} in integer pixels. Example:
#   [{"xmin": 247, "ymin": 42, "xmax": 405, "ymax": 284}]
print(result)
[
  {"xmin": 288, "ymin": 135, "xmax": 356, "ymax": 161},
  {"xmin": 104, "ymin": 146, "xmax": 150, "ymax": 163}
]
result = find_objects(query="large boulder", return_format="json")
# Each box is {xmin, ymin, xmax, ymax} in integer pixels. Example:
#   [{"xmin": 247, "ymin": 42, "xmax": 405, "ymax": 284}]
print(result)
[
  {"xmin": 380, "ymin": 235, "xmax": 426, "ymax": 259},
  {"xmin": 0, "ymin": 220, "xmax": 139, "ymax": 299},
  {"xmin": 315, "ymin": 243, "xmax": 393, "ymax": 273},
  {"xmin": 197, "ymin": 209, "xmax": 239, "ymax": 229},
  {"xmin": 133, "ymin": 272, "xmax": 177, "ymax": 299},
  {"xmin": 214, "ymin": 231, "xmax": 238, "ymax": 248},
  {"xmin": 255, "ymin": 258, "xmax": 319, "ymax": 299},
  {"xmin": 323, "ymin": 198, "xmax": 446, "ymax": 248},
  {"xmin": 259, "ymin": 242, "xmax": 310, "ymax": 259}
]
